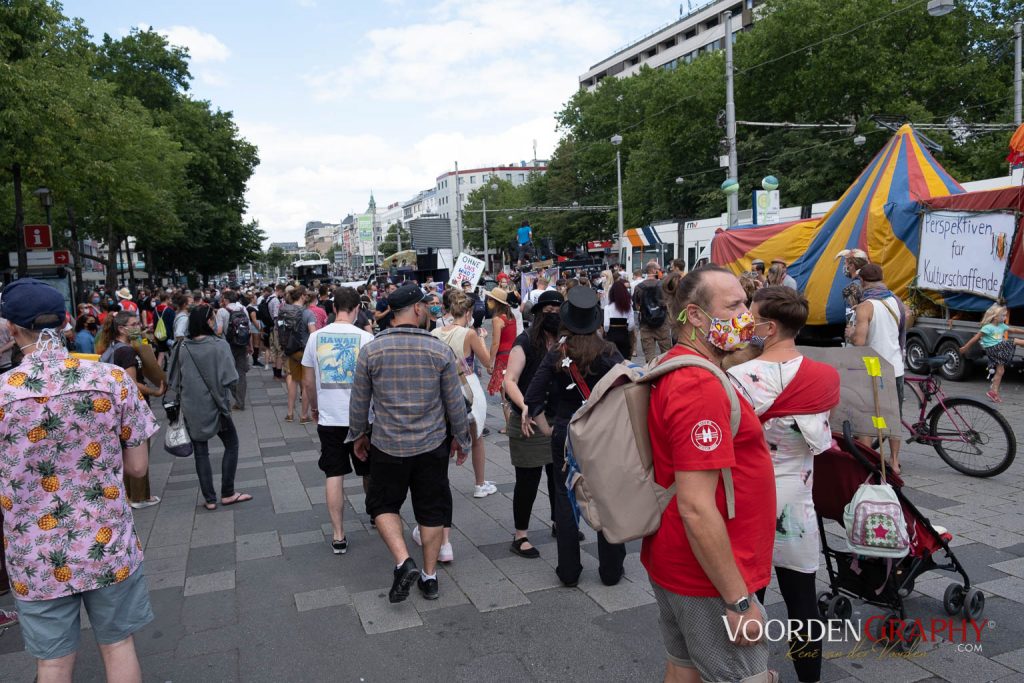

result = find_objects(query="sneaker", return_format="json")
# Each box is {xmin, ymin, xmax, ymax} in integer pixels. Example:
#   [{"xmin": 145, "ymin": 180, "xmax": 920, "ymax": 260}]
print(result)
[
  {"xmin": 332, "ymin": 537, "xmax": 348, "ymax": 555},
  {"xmin": 0, "ymin": 608, "xmax": 17, "ymax": 628},
  {"xmin": 439, "ymin": 542, "xmax": 454, "ymax": 563},
  {"xmin": 417, "ymin": 575, "xmax": 439, "ymax": 600},
  {"xmin": 412, "ymin": 525, "xmax": 422, "ymax": 546},
  {"xmin": 129, "ymin": 497, "xmax": 161, "ymax": 510},
  {"xmin": 389, "ymin": 558, "xmax": 419, "ymax": 603},
  {"xmin": 473, "ymin": 482, "xmax": 498, "ymax": 498}
]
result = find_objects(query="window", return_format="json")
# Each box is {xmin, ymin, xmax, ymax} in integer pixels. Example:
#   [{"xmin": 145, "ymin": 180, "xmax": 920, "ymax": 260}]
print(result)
[
  {"xmin": 684, "ymin": 29, "xmax": 696, "ymax": 40},
  {"xmin": 470, "ymin": 176, "xmax": 475, "ymax": 184},
  {"xmin": 505, "ymin": 173, "xmax": 512, "ymax": 181},
  {"xmin": 518, "ymin": 173, "xmax": 525, "ymax": 182}
]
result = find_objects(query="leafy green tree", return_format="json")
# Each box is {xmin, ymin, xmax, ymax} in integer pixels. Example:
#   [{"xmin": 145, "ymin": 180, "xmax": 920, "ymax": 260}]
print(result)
[{"xmin": 378, "ymin": 221, "xmax": 411, "ymax": 257}]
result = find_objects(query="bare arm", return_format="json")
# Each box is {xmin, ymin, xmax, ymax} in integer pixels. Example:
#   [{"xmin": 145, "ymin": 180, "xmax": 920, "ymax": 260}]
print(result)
[
  {"xmin": 122, "ymin": 442, "xmax": 149, "ymax": 479},
  {"xmin": 302, "ymin": 368, "xmax": 317, "ymax": 414},
  {"xmin": 468, "ymin": 327, "xmax": 491, "ymax": 368},
  {"xmin": 502, "ymin": 346, "xmax": 527, "ymax": 413},
  {"xmin": 960, "ymin": 332, "xmax": 982, "ymax": 354},
  {"xmin": 851, "ymin": 302, "xmax": 872, "ymax": 346},
  {"xmin": 676, "ymin": 469, "xmax": 763, "ymax": 645}
]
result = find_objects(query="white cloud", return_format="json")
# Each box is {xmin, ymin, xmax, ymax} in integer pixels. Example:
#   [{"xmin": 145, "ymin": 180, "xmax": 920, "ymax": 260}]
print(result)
[{"xmin": 157, "ymin": 25, "xmax": 230, "ymax": 64}]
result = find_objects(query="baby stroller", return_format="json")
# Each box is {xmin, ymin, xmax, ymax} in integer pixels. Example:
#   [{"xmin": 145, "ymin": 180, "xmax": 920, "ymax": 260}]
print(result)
[{"xmin": 812, "ymin": 422, "xmax": 983, "ymax": 644}]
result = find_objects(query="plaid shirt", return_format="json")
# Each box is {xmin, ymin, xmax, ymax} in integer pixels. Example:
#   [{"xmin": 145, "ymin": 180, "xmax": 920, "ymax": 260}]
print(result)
[{"xmin": 349, "ymin": 325, "xmax": 471, "ymax": 456}]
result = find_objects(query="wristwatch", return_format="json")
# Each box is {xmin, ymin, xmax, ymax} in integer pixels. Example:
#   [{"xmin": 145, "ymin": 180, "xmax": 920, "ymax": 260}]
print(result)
[{"xmin": 725, "ymin": 596, "xmax": 750, "ymax": 613}]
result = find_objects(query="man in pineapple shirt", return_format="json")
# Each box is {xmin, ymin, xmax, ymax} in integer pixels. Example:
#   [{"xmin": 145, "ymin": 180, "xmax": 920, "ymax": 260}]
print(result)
[{"xmin": 0, "ymin": 279, "xmax": 159, "ymax": 683}]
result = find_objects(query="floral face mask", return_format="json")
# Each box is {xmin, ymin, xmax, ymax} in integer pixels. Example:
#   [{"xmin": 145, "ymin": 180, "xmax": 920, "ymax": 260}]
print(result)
[{"xmin": 679, "ymin": 307, "xmax": 755, "ymax": 352}]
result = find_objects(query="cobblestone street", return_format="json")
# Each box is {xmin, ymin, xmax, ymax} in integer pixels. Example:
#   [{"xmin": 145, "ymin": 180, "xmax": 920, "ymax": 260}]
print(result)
[{"xmin": 3, "ymin": 364, "xmax": 1024, "ymax": 682}]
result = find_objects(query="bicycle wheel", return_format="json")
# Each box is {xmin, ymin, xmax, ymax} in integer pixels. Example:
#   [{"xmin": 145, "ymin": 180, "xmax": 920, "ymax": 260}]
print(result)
[{"xmin": 927, "ymin": 398, "xmax": 1016, "ymax": 477}]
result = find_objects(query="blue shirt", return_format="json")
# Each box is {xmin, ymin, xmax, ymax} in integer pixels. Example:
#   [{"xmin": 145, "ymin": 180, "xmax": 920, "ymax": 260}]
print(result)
[
  {"xmin": 517, "ymin": 225, "xmax": 532, "ymax": 245},
  {"xmin": 75, "ymin": 329, "xmax": 96, "ymax": 354}
]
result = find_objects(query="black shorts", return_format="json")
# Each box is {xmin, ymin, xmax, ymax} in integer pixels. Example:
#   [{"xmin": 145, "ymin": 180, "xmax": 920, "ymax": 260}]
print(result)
[
  {"xmin": 316, "ymin": 425, "xmax": 370, "ymax": 478},
  {"xmin": 365, "ymin": 441, "xmax": 452, "ymax": 527}
]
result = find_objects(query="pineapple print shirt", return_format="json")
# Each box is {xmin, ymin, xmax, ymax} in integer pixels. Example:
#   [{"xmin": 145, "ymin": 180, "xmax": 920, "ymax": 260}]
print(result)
[{"xmin": 0, "ymin": 347, "xmax": 159, "ymax": 601}]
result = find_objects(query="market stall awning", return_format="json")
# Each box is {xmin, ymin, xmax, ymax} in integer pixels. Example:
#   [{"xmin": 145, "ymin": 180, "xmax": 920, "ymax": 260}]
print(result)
[{"xmin": 624, "ymin": 226, "xmax": 664, "ymax": 248}]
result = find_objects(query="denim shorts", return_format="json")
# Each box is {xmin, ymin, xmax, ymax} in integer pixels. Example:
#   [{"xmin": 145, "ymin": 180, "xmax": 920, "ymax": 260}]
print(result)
[{"xmin": 14, "ymin": 564, "xmax": 153, "ymax": 660}]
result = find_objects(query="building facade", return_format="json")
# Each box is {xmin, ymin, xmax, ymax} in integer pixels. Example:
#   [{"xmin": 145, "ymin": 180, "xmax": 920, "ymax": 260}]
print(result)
[{"xmin": 578, "ymin": 0, "xmax": 759, "ymax": 90}]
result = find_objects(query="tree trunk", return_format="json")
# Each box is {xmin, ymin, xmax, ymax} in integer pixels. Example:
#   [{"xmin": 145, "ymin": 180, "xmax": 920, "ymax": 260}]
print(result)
[
  {"xmin": 66, "ymin": 205, "xmax": 84, "ymax": 300},
  {"xmin": 125, "ymin": 236, "xmax": 136, "ymax": 289},
  {"xmin": 105, "ymin": 226, "xmax": 118, "ymax": 292},
  {"xmin": 13, "ymin": 163, "xmax": 26, "ymax": 277}
]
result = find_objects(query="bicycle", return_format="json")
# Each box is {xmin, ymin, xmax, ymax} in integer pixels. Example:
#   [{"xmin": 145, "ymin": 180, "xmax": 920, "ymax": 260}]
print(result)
[{"xmin": 900, "ymin": 356, "xmax": 1016, "ymax": 477}]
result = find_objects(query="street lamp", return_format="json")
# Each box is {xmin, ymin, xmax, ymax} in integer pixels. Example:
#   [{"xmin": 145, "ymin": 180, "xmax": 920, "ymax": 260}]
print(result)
[
  {"xmin": 611, "ymin": 134, "xmax": 624, "ymax": 267},
  {"xmin": 853, "ymin": 134, "xmax": 867, "ymax": 147},
  {"xmin": 33, "ymin": 187, "xmax": 53, "ymax": 226},
  {"xmin": 927, "ymin": 0, "xmax": 955, "ymax": 16}
]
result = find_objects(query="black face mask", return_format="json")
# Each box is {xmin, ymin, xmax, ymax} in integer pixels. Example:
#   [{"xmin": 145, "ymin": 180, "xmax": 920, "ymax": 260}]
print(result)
[
  {"xmin": 541, "ymin": 312, "xmax": 561, "ymax": 333},
  {"xmin": 86, "ymin": 323, "xmax": 99, "ymax": 332}
]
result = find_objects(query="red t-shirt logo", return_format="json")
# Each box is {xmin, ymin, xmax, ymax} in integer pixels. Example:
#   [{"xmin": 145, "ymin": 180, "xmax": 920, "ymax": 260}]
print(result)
[{"xmin": 690, "ymin": 420, "xmax": 722, "ymax": 452}]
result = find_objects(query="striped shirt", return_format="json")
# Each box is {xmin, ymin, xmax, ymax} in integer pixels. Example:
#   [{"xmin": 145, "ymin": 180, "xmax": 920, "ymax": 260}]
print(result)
[{"xmin": 349, "ymin": 325, "xmax": 472, "ymax": 456}]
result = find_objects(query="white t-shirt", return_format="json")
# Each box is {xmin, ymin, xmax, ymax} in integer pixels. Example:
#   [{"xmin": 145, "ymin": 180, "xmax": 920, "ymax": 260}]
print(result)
[{"xmin": 300, "ymin": 322, "xmax": 375, "ymax": 426}]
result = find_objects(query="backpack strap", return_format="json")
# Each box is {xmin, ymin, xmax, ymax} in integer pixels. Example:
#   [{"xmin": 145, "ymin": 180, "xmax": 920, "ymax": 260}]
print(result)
[{"xmin": 642, "ymin": 354, "xmax": 740, "ymax": 519}]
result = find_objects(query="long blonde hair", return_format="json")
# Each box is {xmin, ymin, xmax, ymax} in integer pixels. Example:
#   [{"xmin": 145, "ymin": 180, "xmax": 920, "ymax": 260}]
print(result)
[{"xmin": 981, "ymin": 304, "xmax": 1007, "ymax": 326}]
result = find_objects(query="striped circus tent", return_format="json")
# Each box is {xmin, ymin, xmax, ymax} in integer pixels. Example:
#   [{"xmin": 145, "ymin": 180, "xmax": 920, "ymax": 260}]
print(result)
[{"xmin": 713, "ymin": 125, "xmax": 964, "ymax": 324}]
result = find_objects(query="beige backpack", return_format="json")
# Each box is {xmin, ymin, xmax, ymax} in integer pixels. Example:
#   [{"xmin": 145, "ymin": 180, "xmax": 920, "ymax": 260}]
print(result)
[{"xmin": 564, "ymin": 354, "xmax": 741, "ymax": 544}]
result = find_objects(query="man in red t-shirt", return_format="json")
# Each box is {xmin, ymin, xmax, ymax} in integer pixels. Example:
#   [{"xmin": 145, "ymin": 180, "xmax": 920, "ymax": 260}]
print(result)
[{"xmin": 641, "ymin": 266, "xmax": 776, "ymax": 683}]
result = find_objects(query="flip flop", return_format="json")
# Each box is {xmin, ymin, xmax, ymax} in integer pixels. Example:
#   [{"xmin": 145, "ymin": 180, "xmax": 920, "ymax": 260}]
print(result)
[
  {"xmin": 221, "ymin": 493, "xmax": 253, "ymax": 506},
  {"xmin": 203, "ymin": 502, "xmax": 217, "ymax": 511}
]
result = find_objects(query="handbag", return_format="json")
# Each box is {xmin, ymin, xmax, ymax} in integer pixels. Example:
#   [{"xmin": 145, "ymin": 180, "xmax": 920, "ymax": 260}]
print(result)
[{"xmin": 163, "ymin": 345, "xmax": 193, "ymax": 457}]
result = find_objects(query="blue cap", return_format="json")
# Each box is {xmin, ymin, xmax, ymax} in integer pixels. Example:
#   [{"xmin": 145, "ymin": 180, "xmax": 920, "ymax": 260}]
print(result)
[{"xmin": 1, "ymin": 278, "xmax": 66, "ymax": 329}]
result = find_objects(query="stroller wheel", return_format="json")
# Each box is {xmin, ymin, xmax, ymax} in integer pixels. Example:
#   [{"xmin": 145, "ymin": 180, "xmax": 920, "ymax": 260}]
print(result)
[
  {"xmin": 943, "ymin": 584, "xmax": 965, "ymax": 616},
  {"xmin": 962, "ymin": 587, "xmax": 985, "ymax": 621},
  {"xmin": 816, "ymin": 592, "xmax": 834, "ymax": 618},
  {"xmin": 826, "ymin": 595, "xmax": 853, "ymax": 621}
]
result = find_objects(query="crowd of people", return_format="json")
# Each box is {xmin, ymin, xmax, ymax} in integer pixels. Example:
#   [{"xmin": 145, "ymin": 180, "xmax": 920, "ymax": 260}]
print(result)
[{"xmin": 0, "ymin": 248, "xmax": 990, "ymax": 682}]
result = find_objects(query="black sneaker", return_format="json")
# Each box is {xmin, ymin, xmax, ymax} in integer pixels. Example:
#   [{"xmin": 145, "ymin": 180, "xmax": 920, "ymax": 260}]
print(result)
[
  {"xmin": 332, "ymin": 538, "xmax": 348, "ymax": 555},
  {"xmin": 389, "ymin": 558, "xmax": 419, "ymax": 603},
  {"xmin": 417, "ymin": 575, "xmax": 439, "ymax": 600}
]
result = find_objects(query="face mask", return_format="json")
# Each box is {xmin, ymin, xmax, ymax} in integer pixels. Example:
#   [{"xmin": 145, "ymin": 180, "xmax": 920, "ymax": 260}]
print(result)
[
  {"xmin": 127, "ymin": 329, "xmax": 143, "ymax": 342},
  {"xmin": 749, "ymin": 335, "xmax": 766, "ymax": 349},
  {"xmin": 541, "ymin": 312, "xmax": 561, "ymax": 333},
  {"xmin": 683, "ymin": 308, "xmax": 755, "ymax": 352},
  {"xmin": 86, "ymin": 323, "xmax": 98, "ymax": 332},
  {"xmin": 428, "ymin": 304, "xmax": 443, "ymax": 318},
  {"xmin": 91, "ymin": 297, "xmax": 100, "ymax": 305}
]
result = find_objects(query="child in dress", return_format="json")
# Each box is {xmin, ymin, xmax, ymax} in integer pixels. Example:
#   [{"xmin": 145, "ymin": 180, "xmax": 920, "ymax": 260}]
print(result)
[{"xmin": 960, "ymin": 304, "xmax": 1024, "ymax": 403}]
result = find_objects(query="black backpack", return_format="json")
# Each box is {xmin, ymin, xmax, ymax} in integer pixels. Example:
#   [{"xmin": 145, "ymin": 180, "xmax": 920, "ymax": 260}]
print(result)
[
  {"xmin": 257, "ymin": 295, "xmax": 275, "ymax": 329},
  {"xmin": 226, "ymin": 308, "xmax": 251, "ymax": 347},
  {"xmin": 639, "ymin": 283, "xmax": 667, "ymax": 328},
  {"xmin": 276, "ymin": 304, "xmax": 309, "ymax": 355}
]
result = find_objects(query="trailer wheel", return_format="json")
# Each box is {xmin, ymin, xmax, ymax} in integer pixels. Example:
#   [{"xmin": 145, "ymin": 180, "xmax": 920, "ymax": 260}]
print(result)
[
  {"xmin": 937, "ymin": 340, "xmax": 970, "ymax": 381},
  {"xmin": 904, "ymin": 337, "xmax": 929, "ymax": 375}
]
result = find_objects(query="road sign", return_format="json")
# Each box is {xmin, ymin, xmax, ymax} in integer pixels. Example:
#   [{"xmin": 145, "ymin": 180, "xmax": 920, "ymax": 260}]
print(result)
[
  {"xmin": 24, "ymin": 224, "xmax": 52, "ymax": 250},
  {"xmin": 8, "ymin": 250, "xmax": 72, "ymax": 268}
]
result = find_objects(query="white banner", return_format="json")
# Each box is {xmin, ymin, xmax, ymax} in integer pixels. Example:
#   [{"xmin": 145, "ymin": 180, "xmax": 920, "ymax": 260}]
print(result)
[
  {"xmin": 917, "ymin": 211, "xmax": 1014, "ymax": 299},
  {"xmin": 448, "ymin": 252, "xmax": 485, "ymax": 288}
]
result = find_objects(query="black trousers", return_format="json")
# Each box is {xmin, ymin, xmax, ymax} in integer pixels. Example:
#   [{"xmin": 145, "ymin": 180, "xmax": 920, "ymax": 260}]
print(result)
[
  {"xmin": 550, "ymin": 421, "xmax": 625, "ymax": 586},
  {"xmin": 756, "ymin": 567, "xmax": 823, "ymax": 683},
  {"xmin": 512, "ymin": 464, "xmax": 556, "ymax": 531}
]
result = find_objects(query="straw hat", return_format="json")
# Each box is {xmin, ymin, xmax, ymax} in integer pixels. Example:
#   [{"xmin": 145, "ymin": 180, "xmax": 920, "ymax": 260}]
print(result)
[{"xmin": 484, "ymin": 287, "xmax": 509, "ymax": 305}]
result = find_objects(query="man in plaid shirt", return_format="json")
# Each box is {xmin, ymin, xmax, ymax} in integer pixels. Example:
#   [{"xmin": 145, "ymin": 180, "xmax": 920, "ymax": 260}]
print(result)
[{"xmin": 350, "ymin": 284, "xmax": 472, "ymax": 603}]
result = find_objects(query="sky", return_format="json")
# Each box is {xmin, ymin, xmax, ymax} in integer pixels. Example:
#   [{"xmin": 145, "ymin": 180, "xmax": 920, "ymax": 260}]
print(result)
[{"xmin": 61, "ymin": 0, "xmax": 693, "ymax": 247}]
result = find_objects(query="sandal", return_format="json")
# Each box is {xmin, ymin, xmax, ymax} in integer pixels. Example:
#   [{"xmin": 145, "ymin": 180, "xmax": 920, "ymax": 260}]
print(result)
[
  {"xmin": 299, "ymin": 415, "xmax": 312, "ymax": 425},
  {"xmin": 203, "ymin": 502, "xmax": 217, "ymax": 511},
  {"xmin": 510, "ymin": 537, "xmax": 540, "ymax": 558},
  {"xmin": 285, "ymin": 413, "xmax": 294, "ymax": 422},
  {"xmin": 221, "ymin": 492, "xmax": 253, "ymax": 506}
]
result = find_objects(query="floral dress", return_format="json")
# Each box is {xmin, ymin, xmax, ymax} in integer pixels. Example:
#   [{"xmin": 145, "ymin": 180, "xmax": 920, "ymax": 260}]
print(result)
[{"xmin": 728, "ymin": 357, "xmax": 833, "ymax": 573}]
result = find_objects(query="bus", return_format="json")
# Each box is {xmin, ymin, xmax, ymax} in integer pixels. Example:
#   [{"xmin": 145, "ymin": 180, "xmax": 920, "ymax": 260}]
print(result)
[{"xmin": 292, "ymin": 253, "xmax": 330, "ymax": 286}]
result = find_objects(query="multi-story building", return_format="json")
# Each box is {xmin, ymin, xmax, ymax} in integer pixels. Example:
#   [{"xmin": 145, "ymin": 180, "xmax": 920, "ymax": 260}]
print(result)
[
  {"xmin": 436, "ymin": 161, "xmax": 547, "ymax": 250},
  {"xmin": 578, "ymin": 0, "xmax": 759, "ymax": 91},
  {"xmin": 401, "ymin": 188, "xmax": 440, "ymax": 229},
  {"xmin": 269, "ymin": 241, "xmax": 302, "ymax": 256},
  {"xmin": 304, "ymin": 221, "xmax": 340, "ymax": 255}
]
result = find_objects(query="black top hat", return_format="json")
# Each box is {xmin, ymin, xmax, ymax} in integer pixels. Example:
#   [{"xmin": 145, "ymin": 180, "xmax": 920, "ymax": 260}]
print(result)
[{"xmin": 560, "ymin": 286, "xmax": 602, "ymax": 335}]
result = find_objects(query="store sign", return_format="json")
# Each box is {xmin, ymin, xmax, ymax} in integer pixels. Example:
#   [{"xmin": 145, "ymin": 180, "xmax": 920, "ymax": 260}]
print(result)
[{"xmin": 917, "ymin": 211, "xmax": 1013, "ymax": 299}]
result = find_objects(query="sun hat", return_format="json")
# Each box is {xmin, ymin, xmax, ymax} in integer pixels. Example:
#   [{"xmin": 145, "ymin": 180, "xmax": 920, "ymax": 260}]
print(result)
[{"xmin": 116, "ymin": 287, "xmax": 133, "ymax": 300}]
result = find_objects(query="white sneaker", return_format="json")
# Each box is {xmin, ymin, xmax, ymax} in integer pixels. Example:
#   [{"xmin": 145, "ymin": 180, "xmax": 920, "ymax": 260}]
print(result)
[
  {"xmin": 412, "ymin": 525, "xmax": 422, "ymax": 546},
  {"xmin": 439, "ymin": 542, "xmax": 454, "ymax": 563},
  {"xmin": 129, "ymin": 497, "xmax": 161, "ymax": 510},
  {"xmin": 473, "ymin": 482, "xmax": 498, "ymax": 498}
]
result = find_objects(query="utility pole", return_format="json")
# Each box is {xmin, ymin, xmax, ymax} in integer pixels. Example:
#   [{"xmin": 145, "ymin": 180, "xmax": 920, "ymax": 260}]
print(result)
[
  {"xmin": 724, "ymin": 10, "xmax": 739, "ymax": 227},
  {"xmin": 482, "ymin": 197, "xmax": 489, "ymax": 271},
  {"xmin": 454, "ymin": 161, "xmax": 464, "ymax": 254},
  {"xmin": 1016, "ymin": 20, "xmax": 1022, "ymax": 125}
]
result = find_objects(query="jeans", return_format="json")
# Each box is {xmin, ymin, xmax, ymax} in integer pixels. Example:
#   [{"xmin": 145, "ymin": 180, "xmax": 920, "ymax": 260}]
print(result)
[
  {"xmin": 512, "ymin": 464, "xmax": 556, "ymax": 531},
  {"xmin": 550, "ymin": 421, "xmax": 625, "ymax": 586},
  {"xmin": 230, "ymin": 344, "xmax": 249, "ymax": 408},
  {"xmin": 192, "ymin": 416, "xmax": 240, "ymax": 504},
  {"xmin": 755, "ymin": 567, "xmax": 822, "ymax": 683}
]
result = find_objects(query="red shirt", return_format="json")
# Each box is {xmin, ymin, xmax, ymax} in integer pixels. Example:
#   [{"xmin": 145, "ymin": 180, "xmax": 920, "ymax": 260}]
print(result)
[
  {"xmin": 119, "ymin": 299, "xmax": 138, "ymax": 313},
  {"xmin": 640, "ymin": 346, "xmax": 775, "ymax": 597}
]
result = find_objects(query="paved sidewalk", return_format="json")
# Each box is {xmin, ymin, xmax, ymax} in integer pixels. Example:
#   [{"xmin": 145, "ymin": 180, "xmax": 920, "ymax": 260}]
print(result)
[{"xmin": 2, "ymin": 362, "xmax": 1024, "ymax": 681}]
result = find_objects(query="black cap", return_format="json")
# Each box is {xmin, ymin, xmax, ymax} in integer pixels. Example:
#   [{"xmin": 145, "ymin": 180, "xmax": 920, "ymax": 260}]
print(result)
[
  {"xmin": 535, "ymin": 290, "xmax": 564, "ymax": 308},
  {"xmin": 1, "ymin": 278, "xmax": 66, "ymax": 329},
  {"xmin": 387, "ymin": 283, "xmax": 429, "ymax": 311},
  {"xmin": 560, "ymin": 286, "xmax": 602, "ymax": 335}
]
